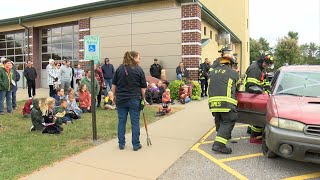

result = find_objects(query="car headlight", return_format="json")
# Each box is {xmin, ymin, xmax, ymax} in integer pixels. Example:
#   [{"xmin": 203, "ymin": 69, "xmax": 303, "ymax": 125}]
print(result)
[{"xmin": 269, "ymin": 117, "xmax": 306, "ymax": 132}]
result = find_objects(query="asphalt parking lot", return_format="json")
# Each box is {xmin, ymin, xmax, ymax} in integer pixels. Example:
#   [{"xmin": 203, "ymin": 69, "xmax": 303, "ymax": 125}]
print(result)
[{"xmin": 159, "ymin": 124, "xmax": 320, "ymax": 180}]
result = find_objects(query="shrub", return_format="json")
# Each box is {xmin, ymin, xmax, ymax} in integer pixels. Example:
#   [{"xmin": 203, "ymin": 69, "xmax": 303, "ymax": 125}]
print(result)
[
  {"xmin": 191, "ymin": 81, "xmax": 201, "ymax": 100},
  {"xmin": 168, "ymin": 80, "xmax": 184, "ymax": 100}
]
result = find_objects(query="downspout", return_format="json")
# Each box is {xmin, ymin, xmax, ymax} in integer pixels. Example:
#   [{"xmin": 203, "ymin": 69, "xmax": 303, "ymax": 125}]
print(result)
[{"xmin": 19, "ymin": 18, "xmax": 29, "ymax": 89}]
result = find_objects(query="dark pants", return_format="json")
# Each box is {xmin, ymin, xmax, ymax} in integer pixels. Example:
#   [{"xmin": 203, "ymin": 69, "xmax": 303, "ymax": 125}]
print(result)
[
  {"xmin": 49, "ymin": 85, "xmax": 56, "ymax": 97},
  {"xmin": 97, "ymin": 90, "xmax": 102, "ymax": 107},
  {"xmin": 27, "ymin": 80, "xmax": 36, "ymax": 98},
  {"xmin": 81, "ymin": 107, "xmax": 91, "ymax": 113},
  {"xmin": 200, "ymin": 78, "xmax": 208, "ymax": 95},
  {"xmin": 117, "ymin": 99, "xmax": 141, "ymax": 148},
  {"xmin": 214, "ymin": 110, "xmax": 237, "ymax": 146}
]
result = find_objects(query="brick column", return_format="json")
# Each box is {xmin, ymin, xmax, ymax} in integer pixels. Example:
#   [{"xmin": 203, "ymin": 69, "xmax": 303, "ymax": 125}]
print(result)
[
  {"xmin": 78, "ymin": 18, "xmax": 90, "ymax": 69},
  {"xmin": 181, "ymin": 2, "xmax": 202, "ymax": 81}
]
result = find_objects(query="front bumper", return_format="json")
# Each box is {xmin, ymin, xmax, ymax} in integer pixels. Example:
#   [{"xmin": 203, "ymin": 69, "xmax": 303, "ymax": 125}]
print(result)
[{"xmin": 265, "ymin": 124, "xmax": 320, "ymax": 164}]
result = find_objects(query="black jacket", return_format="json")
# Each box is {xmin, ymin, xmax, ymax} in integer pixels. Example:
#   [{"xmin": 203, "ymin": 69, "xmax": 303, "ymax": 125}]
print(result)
[
  {"xmin": 31, "ymin": 99, "xmax": 44, "ymax": 130},
  {"xmin": 199, "ymin": 62, "xmax": 210, "ymax": 79},
  {"xmin": 150, "ymin": 64, "xmax": 162, "ymax": 79},
  {"xmin": 208, "ymin": 64, "xmax": 239, "ymax": 112},
  {"xmin": 102, "ymin": 64, "xmax": 115, "ymax": 79},
  {"xmin": 176, "ymin": 66, "xmax": 189, "ymax": 78},
  {"xmin": 24, "ymin": 67, "xmax": 37, "ymax": 81}
]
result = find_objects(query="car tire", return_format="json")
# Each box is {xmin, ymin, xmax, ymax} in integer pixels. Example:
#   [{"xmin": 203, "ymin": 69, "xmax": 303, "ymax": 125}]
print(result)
[{"xmin": 262, "ymin": 132, "xmax": 278, "ymax": 158}]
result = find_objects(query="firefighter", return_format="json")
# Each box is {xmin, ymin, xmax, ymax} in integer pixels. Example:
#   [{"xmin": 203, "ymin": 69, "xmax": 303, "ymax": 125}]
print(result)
[
  {"xmin": 199, "ymin": 58, "xmax": 210, "ymax": 97},
  {"xmin": 208, "ymin": 45, "xmax": 233, "ymax": 76},
  {"xmin": 243, "ymin": 50, "xmax": 274, "ymax": 144},
  {"xmin": 208, "ymin": 51, "xmax": 239, "ymax": 154}
]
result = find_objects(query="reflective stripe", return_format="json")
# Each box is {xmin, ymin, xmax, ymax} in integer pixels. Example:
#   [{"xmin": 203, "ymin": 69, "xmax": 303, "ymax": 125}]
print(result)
[
  {"xmin": 215, "ymin": 136, "xmax": 228, "ymax": 144},
  {"xmin": 209, "ymin": 96, "xmax": 238, "ymax": 105},
  {"xmin": 227, "ymin": 78, "xmax": 233, "ymax": 98},
  {"xmin": 209, "ymin": 68, "xmax": 214, "ymax": 72},
  {"xmin": 251, "ymin": 126, "xmax": 263, "ymax": 133},
  {"xmin": 210, "ymin": 108, "xmax": 231, "ymax": 112},
  {"xmin": 247, "ymin": 77, "xmax": 263, "ymax": 86}
]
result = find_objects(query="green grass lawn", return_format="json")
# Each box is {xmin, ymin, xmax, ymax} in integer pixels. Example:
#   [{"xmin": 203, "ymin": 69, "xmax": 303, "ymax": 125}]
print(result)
[{"xmin": 0, "ymin": 100, "xmax": 175, "ymax": 180}]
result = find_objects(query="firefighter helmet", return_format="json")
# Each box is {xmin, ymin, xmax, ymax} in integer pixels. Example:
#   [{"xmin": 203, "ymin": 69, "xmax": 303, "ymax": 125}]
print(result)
[{"xmin": 260, "ymin": 50, "xmax": 274, "ymax": 65}]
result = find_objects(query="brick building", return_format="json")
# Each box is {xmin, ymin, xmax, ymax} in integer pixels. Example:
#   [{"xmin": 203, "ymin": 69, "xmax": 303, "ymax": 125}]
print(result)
[{"xmin": 0, "ymin": 0, "xmax": 248, "ymax": 88}]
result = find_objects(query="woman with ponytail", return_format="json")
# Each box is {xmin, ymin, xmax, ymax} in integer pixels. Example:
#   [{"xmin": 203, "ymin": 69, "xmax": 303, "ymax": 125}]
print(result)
[{"xmin": 112, "ymin": 51, "xmax": 147, "ymax": 151}]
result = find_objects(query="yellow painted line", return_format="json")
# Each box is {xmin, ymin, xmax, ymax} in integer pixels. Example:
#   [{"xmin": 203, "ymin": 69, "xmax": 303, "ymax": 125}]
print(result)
[
  {"xmin": 201, "ymin": 136, "xmax": 251, "ymax": 144},
  {"xmin": 219, "ymin": 153, "xmax": 263, "ymax": 163},
  {"xmin": 193, "ymin": 147, "xmax": 249, "ymax": 180},
  {"xmin": 200, "ymin": 127, "xmax": 216, "ymax": 143},
  {"xmin": 282, "ymin": 172, "xmax": 320, "ymax": 180},
  {"xmin": 234, "ymin": 124, "xmax": 249, "ymax": 128}
]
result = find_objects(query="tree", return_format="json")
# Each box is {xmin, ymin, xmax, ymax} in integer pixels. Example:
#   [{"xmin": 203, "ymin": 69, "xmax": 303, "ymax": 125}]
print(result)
[
  {"xmin": 250, "ymin": 37, "xmax": 270, "ymax": 64},
  {"xmin": 258, "ymin": 37, "xmax": 270, "ymax": 51},
  {"xmin": 287, "ymin": 31, "xmax": 299, "ymax": 40},
  {"xmin": 300, "ymin": 42, "xmax": 320, "ymax": 65},
  {"xmin": 274, "ymin": 37, "xmax": 302, "ymax": 68}
]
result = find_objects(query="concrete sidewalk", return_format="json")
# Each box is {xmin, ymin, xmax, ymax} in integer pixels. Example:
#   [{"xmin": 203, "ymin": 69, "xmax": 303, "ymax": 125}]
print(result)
[
  {"xmin": 23, "ymin": 100, "xmax": 213, "ymax": 180},
  {"xmin": 16, "ymin": 88, "xmax": 49, "ymax": 101}
]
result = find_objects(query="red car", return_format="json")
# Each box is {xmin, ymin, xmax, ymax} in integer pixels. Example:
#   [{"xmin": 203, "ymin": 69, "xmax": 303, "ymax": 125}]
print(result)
[{"xmin": 236, "ymin": 65, "xmax": 320, "ymax": 164}]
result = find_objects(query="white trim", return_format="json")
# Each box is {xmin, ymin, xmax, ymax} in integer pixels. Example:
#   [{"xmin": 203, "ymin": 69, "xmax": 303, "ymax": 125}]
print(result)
[
  {"xmin": 79, "ymin": 39, "xmax": 84, "ymax": 42},
  {"xmin": 182, "ymin": 42, "xmax": 201, "ymax": 46},
  {"xmin": 182, "ymin": 17, "xmax": 201, "ymax": 21},
  {"xmin": 181, "ymin": 2, "xmax": 202, "ymax": 7},
  {"xmin": 25, "ymin": 36, "xmax": 33, "ymax": 38},
  {"xmin": 186, "ymin": 67, "xmax": 199, "ymax": 71},
  {"xmin": 182, "ymin": 55, "xmax": 202, "ymax": 58},
  {"xmin": 25, "ymin": 45, "xmax": 33, "ymax": 47},
  {"xmin": 79, "ymin": 28, "xmax": 90, "ymax": 32},
  {"xmin": 28, "ymin": 53, "xmax": 33, "ymax": 56},
  {"xmin": 182, "ymin": 29, "xmax": 201, "ymax": 33},
  {"xmin": 79, "ymin": 49, "xmax": 84, "ymax": 52}
]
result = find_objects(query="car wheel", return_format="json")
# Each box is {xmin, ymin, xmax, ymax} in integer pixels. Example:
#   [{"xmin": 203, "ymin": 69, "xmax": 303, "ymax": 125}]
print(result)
[{"xmin": 262, "ymin": 132, "xmax": 278, "ymax": 158}]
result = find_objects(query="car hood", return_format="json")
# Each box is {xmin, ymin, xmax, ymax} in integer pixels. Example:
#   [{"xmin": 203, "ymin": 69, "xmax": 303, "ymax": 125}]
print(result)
[{"xmin": 274, "ymin": 95, "xmax": 320, "ymax": 125}]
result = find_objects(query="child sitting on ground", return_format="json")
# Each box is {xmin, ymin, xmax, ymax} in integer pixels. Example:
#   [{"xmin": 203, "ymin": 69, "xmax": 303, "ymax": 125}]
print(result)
[
  {"xmin": 53, "ymin": 87, "xmax": 65, "ymax": 106},
  {"xmin": 151, "ymin": 83, "xmax": 161, "ymax": 104},
  {"xmin": 104, "ymin": 91, "xmax": 116, "ymax": 110},
  {"xmin": 54, "ymin": 99, "xmax": 68, "ymax": 125},
  {"xmin": 42, "ymin": 97, "xmax": 63, "ymax": 134},
  {"xmin": 179, "ymin": 84, "xmax": 191, "ymax": 104},
  {"xmin": 156, "ymin": 89, "xmax": 172, "ymax": 116},
  {"xmin": 22, "ymin": 98, "xmax": 33, "ymax": 118},
  {"xmin": 78, "ymin": 84, "xmax": 91, "ymax": 113},
  {"xmin": 30, "ymin": 99, "xmax": 44, "ymax": 131},
  {"xmin": 66, "ymin": 94, "xmax": 82, "ymax": 119}
]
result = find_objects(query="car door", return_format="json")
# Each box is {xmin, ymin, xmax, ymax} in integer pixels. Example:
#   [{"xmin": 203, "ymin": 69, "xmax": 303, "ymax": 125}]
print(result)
[{"xmin": 236, "ymin": 70, "xmax": 280, "ymax": 127}]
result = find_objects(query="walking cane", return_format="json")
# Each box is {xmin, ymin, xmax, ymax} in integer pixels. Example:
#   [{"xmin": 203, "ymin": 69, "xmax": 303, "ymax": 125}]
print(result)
[{"xmin": 142, "ymin": 109, "xmax": 152, "ymax": 146}]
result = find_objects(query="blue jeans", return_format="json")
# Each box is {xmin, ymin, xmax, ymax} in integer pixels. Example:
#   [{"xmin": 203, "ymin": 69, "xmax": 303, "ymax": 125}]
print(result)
[
  {"xmin": 104, "ymin": 78, "xmax": 113, "ymax": 96},
  {"xmin": 117, "ymin": 99, "xmax": 141, "ymax": 148},
  {"xmin": 0, "ymin": 90, "xmax": 12, "ymax": 113},
  {"xmin": 176, "ymin": 74, "xmax": 182, "ymax": 80},
  {"xmin": 185, "ymin": 97, "xmax": 191, "ymax": 103},
  {"xmin": 12, "ymin": 90, "xmax": 17, "ymax": 108}
]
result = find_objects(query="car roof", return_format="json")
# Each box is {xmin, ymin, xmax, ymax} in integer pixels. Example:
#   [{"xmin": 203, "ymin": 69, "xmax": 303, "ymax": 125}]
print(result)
[{"xmin": 280, "ymin": 65, "xmax": 320, "ymax": 72}]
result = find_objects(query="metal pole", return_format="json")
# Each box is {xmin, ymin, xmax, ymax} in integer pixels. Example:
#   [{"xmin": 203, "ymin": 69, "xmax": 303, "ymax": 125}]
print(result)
[
  {"xmin": 90, "ymin": 60, "xmax": 97, "ymax": 141},
  {"xmin": 19, "ymin": 18, "xmax": 29, "ymax": 89}
]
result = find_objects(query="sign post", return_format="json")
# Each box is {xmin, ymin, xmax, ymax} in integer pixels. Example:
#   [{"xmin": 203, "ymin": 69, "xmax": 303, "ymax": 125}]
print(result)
[{"xmin": 84, "ymin": 35, "xmax": 100, "ymax": 141}]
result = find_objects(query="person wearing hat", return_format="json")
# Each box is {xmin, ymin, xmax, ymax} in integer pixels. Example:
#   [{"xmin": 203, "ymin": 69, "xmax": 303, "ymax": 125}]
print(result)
[
  {"xmin": 46, "ymin": 59, "xmax": 58, "ymax": 97},
  {"xmin": 149, "ymin": 58, "xmax": 162, "ymax": 79},
  {"xmin": 208, "ymin": 51, "xmax": 239, "ymax": 154},
  {"xmin": 0, "ymin": 59, "xmax": 16, "ymax": 115},
  {"xmin": 102, "ymin": 58, "xmax": 115, "ymax": 96},
  {"xmin": 243, "ymin": 50, "xmax": 275, "ymax": 144}
]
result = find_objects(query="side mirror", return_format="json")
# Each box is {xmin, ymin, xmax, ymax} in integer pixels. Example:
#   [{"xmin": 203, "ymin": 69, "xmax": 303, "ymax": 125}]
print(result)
[{"xmin": 247, "ymin": 86, "xmax": 263, "ymax": 94}]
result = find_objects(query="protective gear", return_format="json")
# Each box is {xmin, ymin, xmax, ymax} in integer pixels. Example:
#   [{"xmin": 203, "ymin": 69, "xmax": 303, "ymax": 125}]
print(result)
[
  {"xmin": 199, "ymin": 62, "xmax": 210, "ymax": 97},
  {"xmin": 208, "ymin": 64, "xmax": 239, "ymax": 153},
  {"xmin": 259, "ymin": 50, "xmax": 274, "ymax": 66}
]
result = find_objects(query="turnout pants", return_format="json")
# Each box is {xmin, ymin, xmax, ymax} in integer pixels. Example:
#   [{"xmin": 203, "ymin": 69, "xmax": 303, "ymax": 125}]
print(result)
[
  {"xmin": 200, "ymin": 78, "xmax": 208, "ymax": 95},
  {"xmin": 213, "ymin": 110, "xmax": 237, "ymax": 146}
]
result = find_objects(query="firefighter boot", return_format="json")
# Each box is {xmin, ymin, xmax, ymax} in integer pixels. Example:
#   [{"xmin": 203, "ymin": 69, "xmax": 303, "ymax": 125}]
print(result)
[
  {"xmin": 249, "ymin": 134, "xmax": 262, "ymax": 144},
  {"xmin": 212, "ymin": 144, "xmax": 232, "ymax": 154}
]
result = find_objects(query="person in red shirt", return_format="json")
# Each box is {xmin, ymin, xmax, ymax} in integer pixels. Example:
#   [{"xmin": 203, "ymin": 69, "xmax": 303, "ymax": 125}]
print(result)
[
  {"xmin": 78, "ymin": 84, "xmax": 91, "ymax": 113},
  {"xmin": 95, "ymin": 64, "xmax": 104, "ymax": 108}
]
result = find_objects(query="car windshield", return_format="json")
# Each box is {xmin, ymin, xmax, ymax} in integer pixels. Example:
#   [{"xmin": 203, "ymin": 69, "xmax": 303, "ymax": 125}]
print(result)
[{"xmin": 276, "ymin": 71, "xmax": 320, "ymax": 97}]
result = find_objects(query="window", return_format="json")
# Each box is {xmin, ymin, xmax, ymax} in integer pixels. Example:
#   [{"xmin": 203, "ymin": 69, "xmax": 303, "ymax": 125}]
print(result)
[
  {"xmin": 204, "ymin": 26, "xmax": 207, "ymax": 36},
  {"xmin": 0, "ymin": 32, "xmax": 26, "ymax": 63},
  {"xmin": 40, "ymin": 24, "xmax": 79, "ymax": 69},
  {"xmin": 210, "ymin": 31, "xmax": 213, "ymax": 39}
]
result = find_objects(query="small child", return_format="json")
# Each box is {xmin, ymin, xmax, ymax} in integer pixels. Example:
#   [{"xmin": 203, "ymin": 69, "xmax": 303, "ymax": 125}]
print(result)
[
  {"xmin": 78, "ymin": 84, "xmax": 91, "ymax": 113},
  {"xmin": 42, "ymin": 97, "xmax": 63, "ymax": 134},
  {"xmin": 30, "ymin": 99, "xmax": 44, "ymax": 131},
  {"xmin": 66, "ymin": 94, "xmax": 82, "ymax": 119},
  {"xmin": 104, "ymin": 91, "xmax": 116, "ymax": 110},
  {"xmin": 150, "ymin": 83, "xmax": 159, "ymax": 93},
  {"xmin": 179, "ymin": 84, "xmax": 191, "ymax": 104},
  {"xmin": 23, "ymin": 98, "xmax": 33, "ymax": 118},
  {"xmin": 53, "ymin": 87, "xmax": 65, "ymax": 106},
  {"xmin": 54, "ymin": 99, "xmax": 68, "ymax": 124},
  {"xmin": 156, "ymin": 89, "xmax": 172, "ymax": 116}
]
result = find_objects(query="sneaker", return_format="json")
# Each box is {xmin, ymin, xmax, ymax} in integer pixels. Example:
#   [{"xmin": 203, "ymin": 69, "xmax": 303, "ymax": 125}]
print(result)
[
  {"xmin": 201, "ymin": 93, "xmax": 204, "ymax": 97},
  {"xmin": 133, "ymin": 144, "xmax": 142, "ymax": 151},
  {"xmin": 212, "ymin": 145, "xmax": 232, "ymax": 154},
  {"xmin": 119, "ymin": 145, "xmax": 125, "ymax": 150},
  {"xmin": 13, "ymin": 107, "xmax": 18, "ymax": 110},
  {"xmin": 30, "ymin": 126, "xmax": 36, "ymax": 131}
]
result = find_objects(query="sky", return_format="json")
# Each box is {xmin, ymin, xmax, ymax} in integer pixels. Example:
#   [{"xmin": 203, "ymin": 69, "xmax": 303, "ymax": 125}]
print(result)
[{"xmin": 0, "ymin": 0, "xmax": 319, "ymax": 47}]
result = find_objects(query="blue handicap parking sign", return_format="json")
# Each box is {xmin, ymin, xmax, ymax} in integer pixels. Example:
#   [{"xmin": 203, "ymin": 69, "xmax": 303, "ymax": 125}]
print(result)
[{"xmin": 89, "ymin": 45, "xmax": 96, "ymax": 52}]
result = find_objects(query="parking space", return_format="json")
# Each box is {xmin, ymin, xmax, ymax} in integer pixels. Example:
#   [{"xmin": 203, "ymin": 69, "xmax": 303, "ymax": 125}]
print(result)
[{"xmin": 159, "ymin": 124, "xmax": 320, "ymax": 180}]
